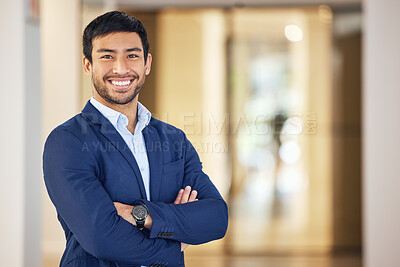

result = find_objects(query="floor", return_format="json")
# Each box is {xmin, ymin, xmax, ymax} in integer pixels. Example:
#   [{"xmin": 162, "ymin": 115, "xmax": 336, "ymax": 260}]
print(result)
[
  {"xmin": 185, "ymin": 254, "xmax": 362, "ymax": 267},
  {"xmin": 44, "ymin": 253, "xmax": 362, "ymax": 267}
]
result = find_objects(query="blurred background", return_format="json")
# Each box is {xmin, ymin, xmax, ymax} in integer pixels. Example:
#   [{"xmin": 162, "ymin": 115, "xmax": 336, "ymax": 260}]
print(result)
[{"xmin": 1, "ymin": 0, "xmax": 399, "ymax": 267}]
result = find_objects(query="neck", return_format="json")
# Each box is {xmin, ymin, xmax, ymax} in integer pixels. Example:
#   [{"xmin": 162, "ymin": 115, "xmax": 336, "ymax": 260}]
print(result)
[{"xmin": 94, "ymin": 95, "xmax": 138, "ymax": 134}]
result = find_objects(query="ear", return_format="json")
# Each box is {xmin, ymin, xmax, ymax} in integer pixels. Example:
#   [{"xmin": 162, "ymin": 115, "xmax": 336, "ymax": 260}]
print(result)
[
  {"xmin": 83, "ymin": 57, "xmax": 92, "ymax": 76},
  {"xmin": 145, "ymin": 53, "xmax": 152, "ymax": 76}
]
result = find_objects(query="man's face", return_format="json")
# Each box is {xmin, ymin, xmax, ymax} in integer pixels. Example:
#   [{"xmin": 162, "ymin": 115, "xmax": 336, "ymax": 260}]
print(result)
[{"xmin": 83, "ymin": 32, "xmax": 152, "ymax": 105}]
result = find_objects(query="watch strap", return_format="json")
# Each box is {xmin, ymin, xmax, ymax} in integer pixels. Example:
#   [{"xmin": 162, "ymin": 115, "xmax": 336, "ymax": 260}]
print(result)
[{"xmin": 136, "ymin": 219, "xmax": 145, "ymax": 230}]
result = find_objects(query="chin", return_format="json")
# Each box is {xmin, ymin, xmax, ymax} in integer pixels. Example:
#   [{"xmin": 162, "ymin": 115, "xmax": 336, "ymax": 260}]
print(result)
[{"xmin": 110, "ymin": 94, "xmax": 136, "ymax": 105}]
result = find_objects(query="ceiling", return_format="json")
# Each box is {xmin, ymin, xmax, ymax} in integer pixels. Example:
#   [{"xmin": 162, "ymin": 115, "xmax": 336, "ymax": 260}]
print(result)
[{"xmin": 82, "ymin": 0, "xmax": 362, "ymax": 11}]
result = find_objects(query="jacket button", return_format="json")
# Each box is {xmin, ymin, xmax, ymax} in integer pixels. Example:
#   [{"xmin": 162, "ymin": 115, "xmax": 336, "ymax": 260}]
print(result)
[{"xmin": 158, "ymin": 232, "xmax": 174, "ymax": 238}]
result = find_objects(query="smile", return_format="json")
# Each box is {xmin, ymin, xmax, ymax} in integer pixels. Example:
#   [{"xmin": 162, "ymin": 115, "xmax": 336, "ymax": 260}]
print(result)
[
  {"xmin": 108, "ymin": 79, "xmax": 134, "ymax": 89},
  {"xmin": 111, "ymin": 80, "xmax": 132, "ymax": 86}
]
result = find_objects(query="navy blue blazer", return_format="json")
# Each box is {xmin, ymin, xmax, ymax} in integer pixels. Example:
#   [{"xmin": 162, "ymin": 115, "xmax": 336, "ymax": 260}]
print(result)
[{"xmin": 43, "ymin": 101, "xmax": 228, "ymax": 267}]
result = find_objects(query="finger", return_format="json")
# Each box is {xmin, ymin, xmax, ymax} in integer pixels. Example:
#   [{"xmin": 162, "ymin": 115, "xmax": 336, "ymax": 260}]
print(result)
[
  {"xmin": 180, "ymin": 186, "xmax": 191, "ymax": 204},
  {"xmin": 181, "ymin": 242, "xmax": 189, "ymax": 252},
  {"xmin": 174, "ymin": 189, "xmax": 184, "ymax": 204},
  {"xmin": 188, "ymin": 190, "xmax": 197, "ymax": 202}
]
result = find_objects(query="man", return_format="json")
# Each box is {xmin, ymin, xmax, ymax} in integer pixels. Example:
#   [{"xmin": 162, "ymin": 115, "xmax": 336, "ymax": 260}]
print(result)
[{"xmin": 43, "ymin": 11, "xmax": 228, "ymax": 267}]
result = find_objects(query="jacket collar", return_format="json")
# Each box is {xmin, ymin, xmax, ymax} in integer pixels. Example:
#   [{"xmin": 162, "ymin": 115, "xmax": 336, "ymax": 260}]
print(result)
[
  {"xmin": 81, "ymin": 100, "xmax": 109, "ymax": 125},
  {"xmin": 81, "ymin": 100, "xmax": 148, "ymax": 200}
]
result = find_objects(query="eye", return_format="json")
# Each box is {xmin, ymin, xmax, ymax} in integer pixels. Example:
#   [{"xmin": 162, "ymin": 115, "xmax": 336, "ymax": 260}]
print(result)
[
  {"xmin": 128, "ymin": 54, "xmax": 138, "ymax": 59},
  {"xmin": 101, "ymin": 55, "xmax": 113, "ymax": 59}
]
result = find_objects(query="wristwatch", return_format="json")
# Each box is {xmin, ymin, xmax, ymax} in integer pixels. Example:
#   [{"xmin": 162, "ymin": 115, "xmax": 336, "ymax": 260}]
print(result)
[{"xmin": 131, "ymin": 204, "xmax": 148, "ymax": 230}]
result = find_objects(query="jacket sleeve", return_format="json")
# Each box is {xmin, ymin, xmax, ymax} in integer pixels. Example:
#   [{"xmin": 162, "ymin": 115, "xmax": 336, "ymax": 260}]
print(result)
[
  {"xmin": 139, "ymin": 133, "xmax": 229, "ymax": 245},
  {"xmin": 43, "ymin": 128, "xmax": 181, "ymax": 266}
]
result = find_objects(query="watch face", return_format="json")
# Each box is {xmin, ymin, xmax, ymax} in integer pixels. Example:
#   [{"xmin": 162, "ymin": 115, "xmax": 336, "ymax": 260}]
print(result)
[{"xmin": 133, "ymin": 205, "xmax": 147, "ymax": 220}]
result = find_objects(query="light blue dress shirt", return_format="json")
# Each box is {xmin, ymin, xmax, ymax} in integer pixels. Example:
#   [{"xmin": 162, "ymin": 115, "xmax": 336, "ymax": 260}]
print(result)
[{"xmin": 90, "ymin": 97, "xmax": 152, "ymax": 201}]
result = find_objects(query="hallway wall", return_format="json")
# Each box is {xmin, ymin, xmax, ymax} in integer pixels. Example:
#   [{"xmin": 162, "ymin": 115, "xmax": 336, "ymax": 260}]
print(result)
[
  {"xmin": 41, "ymin": 0, "xmax": 81, "ymax": 261},
  {"xmin": 0, "ymin": 1, "xmax": 42, "ymax": 266},
  {"xmin": 363, "ymin": 0, "xmax": 400, "ymax": 266}
]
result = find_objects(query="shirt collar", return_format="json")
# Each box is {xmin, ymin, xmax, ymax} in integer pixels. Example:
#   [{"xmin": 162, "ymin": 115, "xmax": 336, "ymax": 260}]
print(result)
[
  {"xmin": 136, "ymin": 101, "xmax": 152, "ymax": 132},
  {"xmin": 90, "ymin": 97, "xmax": 151, "ymax": 133}
]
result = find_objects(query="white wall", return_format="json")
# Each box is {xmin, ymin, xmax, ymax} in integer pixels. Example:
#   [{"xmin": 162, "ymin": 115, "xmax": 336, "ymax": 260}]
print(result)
[
  {"xmin": 0, "ymin": 0, "xmax": 41, "ymax": 266},
  {"xmin": 363, "ymin": 1, "xmax": 400, "ymax": 266}
]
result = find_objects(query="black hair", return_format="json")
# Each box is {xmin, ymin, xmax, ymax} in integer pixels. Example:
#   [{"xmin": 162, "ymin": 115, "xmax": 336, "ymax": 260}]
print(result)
[{"xmin": 83, "ymin": 11, "xmax": 149, "ymax": 64}]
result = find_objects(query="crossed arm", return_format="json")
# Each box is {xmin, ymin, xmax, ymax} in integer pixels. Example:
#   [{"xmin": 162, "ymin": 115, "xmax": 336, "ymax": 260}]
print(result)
[
  {"xmin": 113, "ymin": 186, "xmax": 198, "ymax": 252},
  {"xmin": 43, "ymin": 128, "xmax": 228, "ymax": 265}
]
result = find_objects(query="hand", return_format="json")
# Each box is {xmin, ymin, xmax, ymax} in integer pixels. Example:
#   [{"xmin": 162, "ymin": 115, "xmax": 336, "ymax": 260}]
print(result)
[
  {"xmin": 113, "ymin": 202, "xmax": 153, "ymax": 230},
  {"xmin": 113, "ymin": 202, "xmax": 136, "ymax": 225},
  {"xmin": 174, "ymin": 186, "xmax": 198, "ymax": 204},
  {"xmin": 174, "ymin": 186, "xmax": 198, "ymax": 251}
]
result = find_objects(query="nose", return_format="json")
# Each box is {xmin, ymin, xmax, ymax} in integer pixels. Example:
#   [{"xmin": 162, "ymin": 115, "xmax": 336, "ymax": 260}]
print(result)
[{"xmin": 113, "ymin": 58, "xmax": 129, "ymax": 74}]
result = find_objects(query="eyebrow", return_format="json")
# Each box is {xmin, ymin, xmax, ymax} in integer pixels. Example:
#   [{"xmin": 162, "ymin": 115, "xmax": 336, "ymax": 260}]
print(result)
[
  {"xmin": 126, "ymin": 48, "xmax": 142, "ymax": 52},
  {"xmin": 96, "ymin": 47, "xmax": 142, "ymax": 53}
]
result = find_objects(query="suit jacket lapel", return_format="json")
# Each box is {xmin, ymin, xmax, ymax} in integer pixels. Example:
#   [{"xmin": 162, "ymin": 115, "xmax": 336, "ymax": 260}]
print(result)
[
  {"xmin": 81, "ymin": 101, "xmax": 148, "ymax": 200},
  {"xmin": 143, "ymin": 125, "xmax": 162, "ymax": 202}
]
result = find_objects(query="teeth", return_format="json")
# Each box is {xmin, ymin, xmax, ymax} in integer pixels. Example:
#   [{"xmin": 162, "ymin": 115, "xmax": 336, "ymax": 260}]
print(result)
[{"xmin": 111, "ymin": 80, "xmax": 131, "ymax": 86}]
